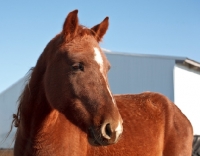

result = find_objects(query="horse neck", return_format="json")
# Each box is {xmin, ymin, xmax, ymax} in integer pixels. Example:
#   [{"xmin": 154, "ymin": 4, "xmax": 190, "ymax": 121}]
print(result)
[
  {"xmin": 16, "ymin": 69, "xmax": 88, "ymax": 156},
  {"xmin": 34, "ymin": 110, "xmax": 88, "ymax": 156}
]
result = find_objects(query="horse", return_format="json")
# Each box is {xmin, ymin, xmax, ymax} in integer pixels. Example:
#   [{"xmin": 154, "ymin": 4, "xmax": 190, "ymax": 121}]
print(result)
[
  {"xmin": 13, "ymin": 9, "xmax": 123, "ymax": 156},
  {"xmin": 12, "ymin": 10, "xmax": 193, "ymax": 156}
]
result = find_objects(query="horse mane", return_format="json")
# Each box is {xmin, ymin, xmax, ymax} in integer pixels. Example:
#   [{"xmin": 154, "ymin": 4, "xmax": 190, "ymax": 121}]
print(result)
[
  {"xmin": 3, "ymin": 67, "xmax": 33, "ymax": 145},
  {"xmin": 15, "ymin": 68, "xmax": 34, "ymax": 125}
]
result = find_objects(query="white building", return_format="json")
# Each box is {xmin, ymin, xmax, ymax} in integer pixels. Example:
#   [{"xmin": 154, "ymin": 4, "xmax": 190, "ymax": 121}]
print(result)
[{"xmin": 0, "ymin": 52, "xmax": 200, "ymax": 148}]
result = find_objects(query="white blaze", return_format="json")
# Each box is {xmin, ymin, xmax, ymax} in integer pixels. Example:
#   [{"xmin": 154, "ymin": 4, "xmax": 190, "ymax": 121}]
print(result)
[
  {"xmin": 94, "ymin": 47, "xmax": 116, "ymax": 106},
  {"xmin": 94, "ymin": 47, "xmax": 104, "ymax": 74},
  {"xmin": 115, "ymin": 121, "xmax": 123, "ymax": 142}
]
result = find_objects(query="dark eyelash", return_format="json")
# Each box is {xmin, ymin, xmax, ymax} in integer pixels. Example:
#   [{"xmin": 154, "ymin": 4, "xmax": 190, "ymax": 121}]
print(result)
[{"xmin": 72, "ymin": 63, "xmax": 84, "ymax": 71}]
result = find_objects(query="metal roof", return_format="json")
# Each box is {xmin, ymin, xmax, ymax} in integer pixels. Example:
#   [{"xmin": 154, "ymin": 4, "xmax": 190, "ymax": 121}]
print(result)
[
  {"xmin": 104, "ymin": 51, "xmax": 186, "ymax": 61},
  {"xmin": 103, "ymin": 50, "xmax": 200, "ymax": 71}
]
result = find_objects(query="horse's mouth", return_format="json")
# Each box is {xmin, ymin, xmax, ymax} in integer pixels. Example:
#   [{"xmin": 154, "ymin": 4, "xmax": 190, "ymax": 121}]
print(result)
[{"xmin": 88, "ymin": 127, "xmax": 109, "ymax": 146}]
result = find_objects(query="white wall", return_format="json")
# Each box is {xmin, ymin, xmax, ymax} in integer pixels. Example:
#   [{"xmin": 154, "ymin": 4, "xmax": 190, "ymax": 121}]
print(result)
[
  {"xmin": 0, "ymin": 77, "xmax": 27, "ymax": 148},
  {"xmin": 174, "ymin": 64, "xmax": 200, "ymax": 135}
]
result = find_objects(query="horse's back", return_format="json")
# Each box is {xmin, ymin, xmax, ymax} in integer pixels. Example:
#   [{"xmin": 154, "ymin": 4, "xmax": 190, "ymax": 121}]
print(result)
[{"xmin": 87, "ymin": 92, "xmax": 193, "ymax": 156}]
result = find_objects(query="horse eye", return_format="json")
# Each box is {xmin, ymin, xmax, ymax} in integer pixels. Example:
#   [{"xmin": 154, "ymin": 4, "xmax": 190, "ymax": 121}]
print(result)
[{"xmin": 72, "ymin": 63, "xmax": 84, "ymax": 71}]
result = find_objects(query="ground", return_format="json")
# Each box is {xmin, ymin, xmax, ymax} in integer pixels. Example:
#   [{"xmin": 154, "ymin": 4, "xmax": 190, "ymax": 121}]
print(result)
[{"xmin": 0, "ymin": 149, "xmax": 13, "ymax": 156}]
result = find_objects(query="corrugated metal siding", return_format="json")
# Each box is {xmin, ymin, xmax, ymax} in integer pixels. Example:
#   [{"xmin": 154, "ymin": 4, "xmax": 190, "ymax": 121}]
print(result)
[{"xmin": 106, "ymin": 53, "xmax": 175, "ymax": 101}]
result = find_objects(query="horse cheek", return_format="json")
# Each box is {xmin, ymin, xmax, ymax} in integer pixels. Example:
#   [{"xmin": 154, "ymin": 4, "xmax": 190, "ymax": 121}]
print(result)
[{"xmin": 43, "ymin": 65, "xmax": 66, "ymax": 110}]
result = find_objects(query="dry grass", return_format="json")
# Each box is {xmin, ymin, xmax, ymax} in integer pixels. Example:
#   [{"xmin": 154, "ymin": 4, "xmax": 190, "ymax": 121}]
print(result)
[{"xmin": 0, "ymin": 149, "xmax": 13, "ymax": 156}]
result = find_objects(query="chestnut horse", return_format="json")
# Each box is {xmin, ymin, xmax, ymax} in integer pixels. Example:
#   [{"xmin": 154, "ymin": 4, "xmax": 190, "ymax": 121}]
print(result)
[{"xmin": 13, "ymin": 10, "xmax": 193, "ymax": 156}]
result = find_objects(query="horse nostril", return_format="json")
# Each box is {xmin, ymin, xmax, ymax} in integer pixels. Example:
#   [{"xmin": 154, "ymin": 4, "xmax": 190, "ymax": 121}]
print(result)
[
  {"xmin": 105, "ymin": 123, "xmax": 112, "ymax": 138},
  {"xmin": 101, "ymin": 123, "xmax": 112, "ymax": 140},
  {"xmin": 100, "ymin": 122, "xmax": 122, "ymax": 144}
]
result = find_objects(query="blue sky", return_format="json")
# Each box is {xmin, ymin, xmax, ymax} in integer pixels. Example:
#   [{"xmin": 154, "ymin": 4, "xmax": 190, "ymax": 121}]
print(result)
[{"xmin": 0, "ymin": 1, "xmax": 200, "ymax": 93}]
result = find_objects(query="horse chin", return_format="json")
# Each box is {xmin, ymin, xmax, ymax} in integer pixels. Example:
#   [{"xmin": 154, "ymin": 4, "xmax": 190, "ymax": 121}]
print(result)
[{"xmin": 88, "ymin": 127, "xmax": 112, "ymax": 146}]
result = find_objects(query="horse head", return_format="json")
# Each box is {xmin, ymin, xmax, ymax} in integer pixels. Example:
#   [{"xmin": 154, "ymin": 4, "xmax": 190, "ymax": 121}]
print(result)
[{"xmin": 41, "ymin": 10, "xmax": 123, "ymax": 146}]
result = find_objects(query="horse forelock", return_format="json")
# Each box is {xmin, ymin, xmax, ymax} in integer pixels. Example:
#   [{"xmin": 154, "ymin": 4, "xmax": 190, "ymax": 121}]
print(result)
[{"xmin": 60, "ymin": 25, "xmax": 94, "ymax": 43}]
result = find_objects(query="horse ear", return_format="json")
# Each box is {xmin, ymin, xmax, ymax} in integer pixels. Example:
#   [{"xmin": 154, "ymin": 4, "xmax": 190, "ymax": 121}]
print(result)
[
  {"xmin": 62, "ymin": 10, "xmax": 79, "ymax": 40},
  {"xmin": 91, "ymin": 17, "xmax": 109, "ymax": 42}
]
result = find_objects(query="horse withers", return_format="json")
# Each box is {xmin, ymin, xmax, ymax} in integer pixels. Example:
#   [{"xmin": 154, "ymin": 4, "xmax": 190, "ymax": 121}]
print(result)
[{"xmin": 13, "ymin": 10, "xmax": 193, "ymax": 156}]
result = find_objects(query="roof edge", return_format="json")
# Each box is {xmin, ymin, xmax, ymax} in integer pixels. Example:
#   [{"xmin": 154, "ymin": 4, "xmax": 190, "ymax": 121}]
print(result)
[
  {"xmin": 103, "ymin": 50, "xmax": 186, "ymax": 61},
  {"xmin": 102, "ymin": 50, "xmax": 200, "ymax": 71},
  {"xmin": 185, "ymin": 58, "xmax": 200, "ymax": 68}
]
